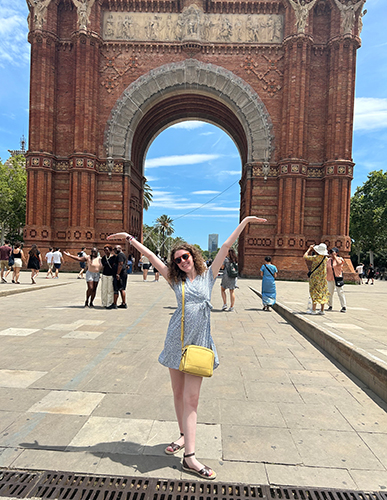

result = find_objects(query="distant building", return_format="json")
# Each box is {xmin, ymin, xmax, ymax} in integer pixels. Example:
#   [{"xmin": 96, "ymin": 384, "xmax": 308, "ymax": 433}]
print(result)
[
  {"xmin": 5, "ymin": 136, "xmax": 27, "ymax": 167},
  {"xmin": 208, "ymin": 234, "xmax": 218, "ymax": 254}
]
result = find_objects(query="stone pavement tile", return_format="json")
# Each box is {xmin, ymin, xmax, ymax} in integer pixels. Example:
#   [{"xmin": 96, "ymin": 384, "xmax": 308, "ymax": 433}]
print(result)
[
  {"xmin": 219, "ymin": 400, "xmax": 287, "ymax": 428},
  {"xmin": 297, "ymin": 358, "xmax": 344, "ymax": 371},
  {"xmin": 244, "ymin": 381, "xmax": 303, "ymax": 403},
  {"xmin": 291, "ymin": 429, "xmax": 385, "ymax": 469},
  {"xmin": 0, "ymin": 328, "xmax": 40, "ymax": 337},
  {"xmin": 197, "ymin": 398, "xmax": 221, "ymax": 424},
  {"xmin": 295, "ymin": 385, "xmax": 362, "ymax": 406},
  {"xmin": 0, "ymin": 387, "xmax": 49, "ymax": 412},
  {"xmin": 358, "ymin": 432, "xmax": 387, "ymax": 468},
  {"xmin": 11, "ymin": 448, "xmax": 101, "ymax": 473},
  {"xmin": 252, "ymin": 347, "xmax": 296, "ymax": 359},
  {"xmin": 144, "ymin": 420, "xmax": 222, "ymax": 459},
  {"xmin": 0, "ymin": 414, "xmax": 88, "ymax": 448},
  {"xmin": 67, "ymin": 416, "xmax": 153, "ymax": 455},
  {"xmin": 210, "ymin": 460, "xmax": 268, "ymax": 485},
  {"xmin": 265, "ymin": 464, "xmax": 357, "ymax": 490},
  {"xmin": 240, "ymin": 366, "xmax": 291, "ymax": 383},
  {"xmin": 0, "ymin": 369, "xmax": 47, "ymax": 389},
  {"xmin": 95, "ymin": 453, "xmax": 182, "ymax": 479},
  {"xmin": 27, "ymin": 390, "xmax": 105, "ymax": 415},
  {"xmin": 348, "ymin": 469, "xmax": 387, "ymax": 491},
  {"xmin": 222, "ymin": 425, "xmax": 301, "ymax": 464},
  {"xmin": 336, "ymin": 403, "xmax": 387, "ymax": 432},
  {"xmin": 0, "ymin": 411, "xmax": 21, "ymax": 434},
  {"xmin": 62, "ymin": 331, "xmax": 104, "ymax": 340},
  {"xmin": 0, "ymin": 446, "xmax": 24, "ymax": 468},
  {"xmin": 257, "ymin": 357, "xmax": 304, "ymax": 370},
  {"xmin": 278, "ymin": 403, "xmax": 353, "ymax": 431},
  {"xmin": 93, "ymin": 393, "xmax": 176, "ymax": 422},
  {"xmin": 286, "ymin": 370, "xmax": 343, "ymax": 387}
]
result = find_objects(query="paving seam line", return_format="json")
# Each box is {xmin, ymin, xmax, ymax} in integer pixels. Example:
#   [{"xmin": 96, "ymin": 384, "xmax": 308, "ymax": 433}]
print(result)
[
  {"xmin": 249, "ymin": 286, "xmax": 387, "ymax": 404},
  {"xmin": 0, "ymin": 282, "xmax": 73, "ymax": 298}
]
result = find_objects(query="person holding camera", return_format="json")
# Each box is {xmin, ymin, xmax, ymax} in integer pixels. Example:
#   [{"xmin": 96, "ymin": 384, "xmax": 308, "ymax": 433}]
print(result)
[{"xmin": 327, "ymin": 247, "xmax": 346, "ymax": 313}]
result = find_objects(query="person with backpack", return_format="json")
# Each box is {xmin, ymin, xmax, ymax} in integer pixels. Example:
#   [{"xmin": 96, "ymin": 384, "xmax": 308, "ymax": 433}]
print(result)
[
  {"xmin": 220, "ymin": 248, "xmax": 238, "ymax": 312},
  {"xmin": 260, "ymin": 256, "xmax": 278, "ymax": 311}
]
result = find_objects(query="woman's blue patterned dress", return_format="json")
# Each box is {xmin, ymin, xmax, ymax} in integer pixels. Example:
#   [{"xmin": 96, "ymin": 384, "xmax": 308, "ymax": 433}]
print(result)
[{"xmin": 158, "ymin": 267, "xmax": 219, "ymax": 371}]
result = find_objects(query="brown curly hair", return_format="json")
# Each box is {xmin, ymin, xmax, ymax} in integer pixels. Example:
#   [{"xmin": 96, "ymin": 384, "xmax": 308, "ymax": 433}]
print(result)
[{"xmin": 168, "ymin": 243, "xmax": 207, "ymax": 284}]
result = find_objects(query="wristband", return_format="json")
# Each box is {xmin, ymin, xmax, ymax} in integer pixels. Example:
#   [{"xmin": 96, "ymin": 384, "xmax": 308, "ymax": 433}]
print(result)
[{"xmin": 126, "ymin": 234, "xmax": 134, "ymax": 241}]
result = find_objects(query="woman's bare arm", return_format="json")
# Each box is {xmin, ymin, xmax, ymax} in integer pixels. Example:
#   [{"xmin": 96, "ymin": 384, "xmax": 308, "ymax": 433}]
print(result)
[
  {"xmin": 211, "ymin": 216, "xmax": 267, "ymax": 277},
  {"xmin": 107, "ymin": 232, "xmax": 169, "ymax": 281}
]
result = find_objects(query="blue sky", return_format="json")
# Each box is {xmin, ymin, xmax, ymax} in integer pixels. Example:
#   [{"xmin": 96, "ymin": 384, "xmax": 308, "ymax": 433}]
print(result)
[{"xmin": 1, "ymin": 0, "xmax": 386, "ymax": 250}]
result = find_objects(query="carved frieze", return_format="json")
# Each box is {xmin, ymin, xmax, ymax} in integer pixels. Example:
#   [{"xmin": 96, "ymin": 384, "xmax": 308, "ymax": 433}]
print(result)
[{"xmin": 102, "ymin": 8, "xmax": 284, "ymax": 44}]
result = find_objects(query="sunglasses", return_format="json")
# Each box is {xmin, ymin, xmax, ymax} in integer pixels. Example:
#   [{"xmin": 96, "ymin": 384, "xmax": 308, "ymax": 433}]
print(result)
[{"xmin": 174, "ymin": 253, "xmax": 190, "ymax": 265}]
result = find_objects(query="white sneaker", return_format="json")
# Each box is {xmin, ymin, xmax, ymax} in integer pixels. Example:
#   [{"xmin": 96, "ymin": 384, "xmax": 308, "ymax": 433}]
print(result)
[
  {"xmin": 221, "ymin": 304, "xmax": 228, "ymax": 311},
  {"xmin": 318, "ymin": 311, "xmax": 325, "ymax": 315},
  {"xmin": 228, "ymin": 307, "xmax": 234, "ymax": 312}
]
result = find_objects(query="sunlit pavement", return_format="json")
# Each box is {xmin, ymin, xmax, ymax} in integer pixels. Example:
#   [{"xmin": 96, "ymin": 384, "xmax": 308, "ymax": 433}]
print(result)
[{"xmin": 0, "ymin": 272, "xmax": 387, "ymax": 491}]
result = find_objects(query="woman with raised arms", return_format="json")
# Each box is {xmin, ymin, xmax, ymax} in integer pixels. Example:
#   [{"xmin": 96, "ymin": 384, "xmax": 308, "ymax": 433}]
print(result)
[{"xmin": 107, "ymin": 215, "xmax": 266, "ymax": 480}]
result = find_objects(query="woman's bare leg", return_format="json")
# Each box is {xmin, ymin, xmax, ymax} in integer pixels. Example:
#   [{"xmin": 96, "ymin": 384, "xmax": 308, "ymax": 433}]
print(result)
[
  {"xmin": 169, "ymin": 369, "xmax": 185, "ymax": 447},
  {"xmin": 230, "ymin": 289, "xmax": 235, "ymax": 308},
  {"xmin": 221, "ymin": 287, "xmax": 227, "ymax": 306}
]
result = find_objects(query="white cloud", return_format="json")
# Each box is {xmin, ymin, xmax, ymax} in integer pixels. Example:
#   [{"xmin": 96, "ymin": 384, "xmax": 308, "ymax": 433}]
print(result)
[
  {"xmin": 145, "ymin": 153, "xmax": 222, "ymax": 169},
  {"xmin": 149, "ymin": 189, "xmax": 239, "ymax": 214},
  {"xmin": 200, "ymin": 132, "xmax": 215, "ymax": 136},
  {"xmin": 354, "ymin": 97, "xmax": 387, "ymax": 132},
  {"xmin": 218, "ymin": 170, "xmax": 240, "ymax": 176},
  {"xmin": 0, "ymin": 2, "xmax": 30, "ymax": 67},
  {"xmin": 191, "ymin": 190, "xmax": 220, "ymax": 195},
  {"xmin": 170, "ymin": 121, "xmax": 206, "ymax": 130}
]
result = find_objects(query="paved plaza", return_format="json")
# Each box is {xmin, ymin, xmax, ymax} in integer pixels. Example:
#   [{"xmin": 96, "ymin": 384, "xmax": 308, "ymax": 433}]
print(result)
[{"xmin": 0, "ymin": 272, "xmax": 387, "ymax": 491}]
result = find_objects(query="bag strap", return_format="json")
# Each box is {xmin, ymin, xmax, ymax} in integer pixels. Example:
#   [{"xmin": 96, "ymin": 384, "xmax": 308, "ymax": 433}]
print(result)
[
  {"xmin": 264, "ymin": 264, "xmax": 275, "ymax": 278},
  {"xmin": 180, "ymin": 281, "xmax": 185, "ymax": 351},
  {"xmin": 330, "ymin": 259, "xmax": 336, "ymax": 277},
  {"xmin": 309, "ymin": 256, "xmax": 326, "ymax": 276}
]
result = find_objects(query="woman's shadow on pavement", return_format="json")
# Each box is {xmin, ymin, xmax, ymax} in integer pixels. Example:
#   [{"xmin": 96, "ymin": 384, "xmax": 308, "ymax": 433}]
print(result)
[{"xmin": 19, "ymin": 440, "xmax": 182, "ymax": 474}]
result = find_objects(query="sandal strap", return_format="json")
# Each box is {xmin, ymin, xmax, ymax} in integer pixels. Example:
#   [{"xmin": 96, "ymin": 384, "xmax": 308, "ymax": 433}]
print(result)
[
  {"xmin": 183, "ymin": 452, "xmax": 195, "ymax": 458},
  {"xmin": 180, "ymin": 432, "xmax": 184, "ymax": 437}
]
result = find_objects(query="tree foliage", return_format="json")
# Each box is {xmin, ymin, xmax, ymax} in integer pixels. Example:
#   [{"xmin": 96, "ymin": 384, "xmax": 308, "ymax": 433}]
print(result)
[
  {"xmin": 156, "ymin": 214, "xmax": 175, "ymax": 257},
  {"xmin": 350, "ymin": 170, "xmax": 387, "ymax": 256},
  {"xmin": 0, "ymin": 155, "xmax": 27, "ymax": 243},
  {"xmin": 143, "ymin": 178, "xmax": 153, "ymax": 211}
]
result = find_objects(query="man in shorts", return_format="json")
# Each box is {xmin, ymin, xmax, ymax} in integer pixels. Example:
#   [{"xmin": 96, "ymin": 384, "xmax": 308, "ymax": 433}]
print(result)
[
  {"xmin": 107, "ymin": 245, "xmax": 127, "ymax": 309},
  {"xmin": 0, "ymin": 241, "xmax": 12, "ymax": 283},
  {"xmin": 45, "ymin": 247, "xmax": 54, "ymax": 278},
  {"xmin": 52, "ymin": 248, "xmax": 63, "ymax": 278}
]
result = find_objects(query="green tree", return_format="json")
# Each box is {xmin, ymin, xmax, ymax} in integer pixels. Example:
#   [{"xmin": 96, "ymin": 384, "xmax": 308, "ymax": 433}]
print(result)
[
  {"xmin": 0, "ymin": 155, "xmax": 27, "ymax": 244},
  {"xmin": 156, "ymin": 214, "xmax": 174, "ymax": 257},
  {"xmin": 350, "ymin": 170, "xmax": 387, "ymax": 264},
  {"xmin": 143, "ymin": 178, "xmax": 153, "ymax": 211}
]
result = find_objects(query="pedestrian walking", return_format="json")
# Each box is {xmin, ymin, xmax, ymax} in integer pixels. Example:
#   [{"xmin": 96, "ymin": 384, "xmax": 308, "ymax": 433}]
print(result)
[
  {"xmin": 107, "ymin": 245, "xmax": 128, "ymax": 309},
  {"xmin": 27, "ymin": 244, "xmax": 42, "ymax": 284},
  {"xmin": 220, "ymin": 248, "xmax": 238, "ymax": 312},
  {"xmin": 141, "ymin": 255, "xmax": 150, "ymax": 281},
  {"xmin": 304, "ymin": 243, "xmax": 329, "ymax": 315},
  {"xmin": 64, "ymin": 248, "xmax": 102, "ymax": 307},
  {"xmin": 101, "ymin": 245, "xmax": 115, "ymax": 308},
  {"xmin": 366, "ymin": 264, "xmax": 375, "ymax": 285},
  {"xmin": 52, "ymin": 248, "xmax": 63, "ymax": 278},
  {"xmin": 327, "ymin": 247, "xmax": 346, "ymax": 313},
  {"xmin": 45, "ymin": 247, "xmax": 54, "ymax": 278},
  {"xmin": 355, "ymin": 262, "xmax": 364, "ymax": 284},
  {"xmin": 260, "ymin": 256, "xmax": 278, "ymax": 311},
  {"xmin": 77, "ymin": 247, "xmax": 87, "ymax": 279},
  {"xmin": 107, "ymin": 215, "xmax": 266, "ymax": 480},
  {"xmin": 6, "ymin": 243, "xmax": 25, "ymax": 284},
  {"xmin": 127, "ymin": 254, "xmax": 134, "ymax": 274},
  {"xmin": 0, "ymin": 240, "xmax": 12, "ymax": 283}
]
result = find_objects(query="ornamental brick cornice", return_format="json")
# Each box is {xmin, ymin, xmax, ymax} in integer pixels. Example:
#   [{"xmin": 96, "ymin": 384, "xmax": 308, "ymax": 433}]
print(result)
[
  {"xmin": 28, "ymin": 30, "xmax": 59, "ymax": 45},
  {"xmin": 324, "ymin": 160, "xmax": 354, "ymax": 179},
  {"xmin": 282, "ymin": 33, "xmax": 314, "ymax": 48},
  {"xmin": 71, "ymin": 30, "xmax": 104, "ymax": 46},
  {"xmin": 327, "ymin": 34, "xmax": 361, "ymax": 50},
  {"xmin": 278, "ymin": 159, "xmax": 308, "ymax": 177}
]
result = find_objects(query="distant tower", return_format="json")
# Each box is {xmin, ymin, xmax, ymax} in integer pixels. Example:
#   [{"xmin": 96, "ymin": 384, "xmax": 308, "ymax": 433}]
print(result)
[{"xmin": 208, "ymin": 234, "xmax": 219, "ymax": 254}]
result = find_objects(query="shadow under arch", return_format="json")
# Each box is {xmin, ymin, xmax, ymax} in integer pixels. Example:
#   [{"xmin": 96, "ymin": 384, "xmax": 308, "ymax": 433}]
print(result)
[{"xmin": 104, "ymin": 59, "xmax": 274, "ymax": 167}]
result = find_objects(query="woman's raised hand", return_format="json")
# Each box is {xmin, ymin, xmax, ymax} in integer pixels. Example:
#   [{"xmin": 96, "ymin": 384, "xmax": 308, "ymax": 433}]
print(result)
[
  {"xmin": 63, "ymin": 251, "xmax": 71, "ymax": 256},
  {"xmin": 107, "ymin": 232, "xmax": 130, "ymax": 240},
  {"xmin": 243, "ymin": 216, "xmax": 267, "ymax": 223}
]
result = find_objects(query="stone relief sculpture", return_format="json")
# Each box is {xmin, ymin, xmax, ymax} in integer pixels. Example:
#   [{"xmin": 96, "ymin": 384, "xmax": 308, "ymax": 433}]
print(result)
[
  {"xmin": 333, "ymin": 0, "xmax": 366, "ymax": 34},
  {"xmin": 30, "ymin": 0, "xmax": 52, "ymax": 29},
  {"xmin": 358, "ymin": 7, "xmax": 367, "ymax": 34},
  {"xmin": 288, "ymin": 0, "xmax": 318, "ymax": 33},
  {"xmin": 72, "ymin": 0, "xmax": 95, "ymax": 31},
  {"xmin": 101, "ymin": 11, "xmax": 284, "ymax": 44}
]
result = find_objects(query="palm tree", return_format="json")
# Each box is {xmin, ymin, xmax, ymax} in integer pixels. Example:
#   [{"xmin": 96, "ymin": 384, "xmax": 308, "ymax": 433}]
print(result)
[
  {"xmin": 143, "ymin": 178, "xmax": 153, "ymax": 211},
  {"xmin": 156, "ymin": 214, "xmax": 174, "ymax": 257}
]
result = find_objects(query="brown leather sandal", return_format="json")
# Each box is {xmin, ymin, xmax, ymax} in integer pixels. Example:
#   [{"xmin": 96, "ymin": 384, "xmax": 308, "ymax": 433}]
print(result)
[
  {"xmin": 182, "ymin": 452, "xmax": 216, "ymax": 480},
  {"xmin": 164, "ymin": 432, "xmax": 185, "ymax": 455}
]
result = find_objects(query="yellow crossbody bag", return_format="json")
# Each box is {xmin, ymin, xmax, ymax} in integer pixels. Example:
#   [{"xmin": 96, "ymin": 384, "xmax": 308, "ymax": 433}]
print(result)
[{"xmin": 178, "ymin": 281, "xmax": 214, "ymax": 378}]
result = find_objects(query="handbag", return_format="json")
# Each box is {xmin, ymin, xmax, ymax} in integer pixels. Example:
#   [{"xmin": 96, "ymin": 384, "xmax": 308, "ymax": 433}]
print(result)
[
  {"xmin": 331, "ymin": 260, "xmax": 344, "ymax": 287},
  {"xmin": 178, "ymin": 281, "xmax": 214, "ymax": 378}
]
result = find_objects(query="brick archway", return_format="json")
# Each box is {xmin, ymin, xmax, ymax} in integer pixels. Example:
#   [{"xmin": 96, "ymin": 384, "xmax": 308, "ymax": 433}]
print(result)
[
  {"xmin": 25, "ymin": 0, "xmax": 361, "ymax": 278},
  {"xmin": 105, "ymin": 59, "xmax": 273, "ymax": 167}
]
